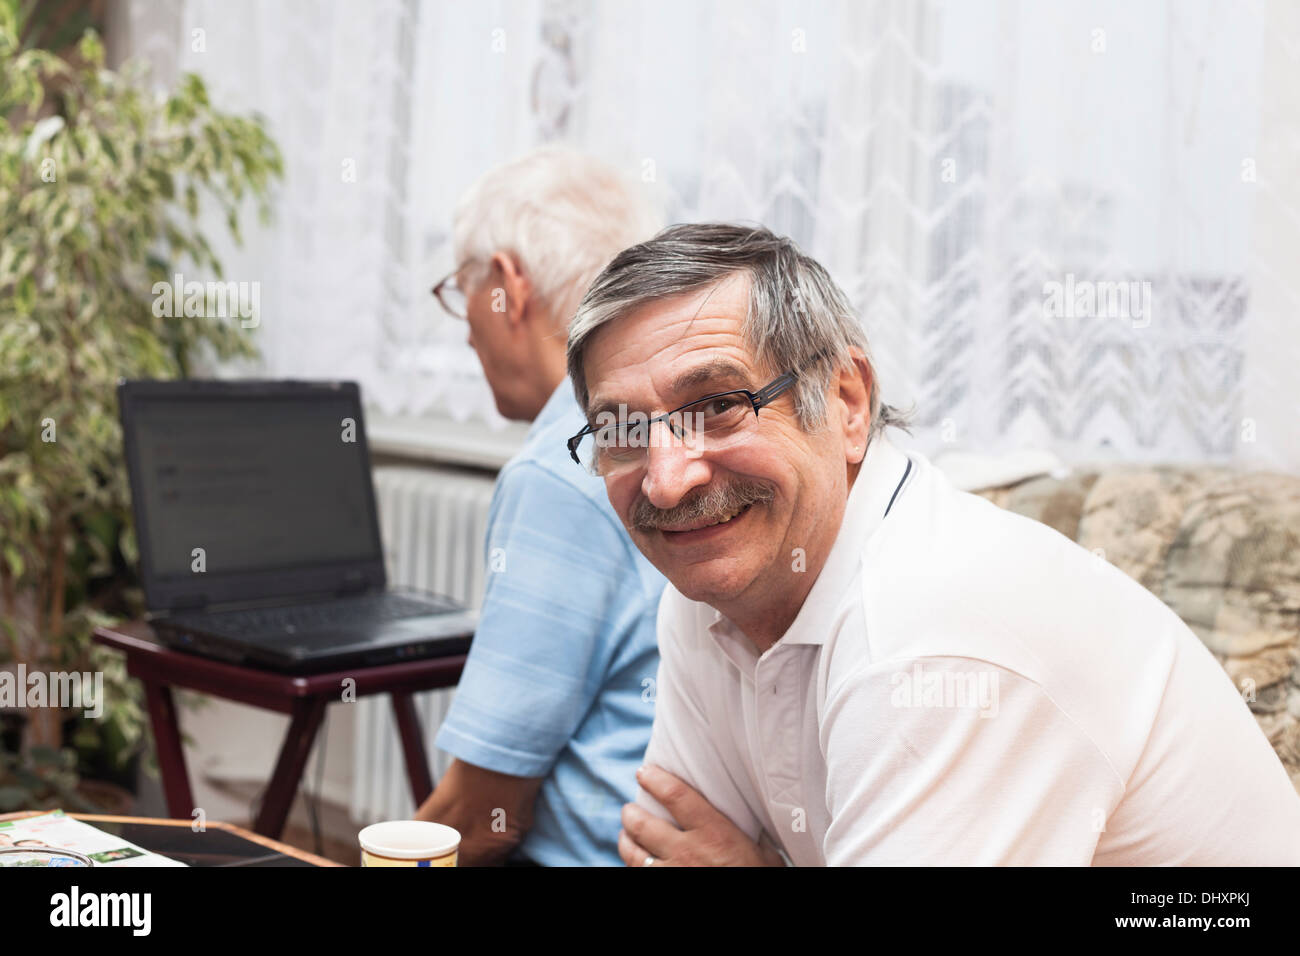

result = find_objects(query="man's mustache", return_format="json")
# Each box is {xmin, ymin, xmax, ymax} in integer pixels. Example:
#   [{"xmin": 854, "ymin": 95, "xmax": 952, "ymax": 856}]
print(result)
[{"xmin": 631, "ymin": 479, "xmax": 775, "ymax": 532}]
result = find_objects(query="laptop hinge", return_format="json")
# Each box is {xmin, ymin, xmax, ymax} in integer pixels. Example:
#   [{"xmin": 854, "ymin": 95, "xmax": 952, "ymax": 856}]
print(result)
[{"xmin": 169, "ymin": 594, "xmax": 209, "ymax": 613}]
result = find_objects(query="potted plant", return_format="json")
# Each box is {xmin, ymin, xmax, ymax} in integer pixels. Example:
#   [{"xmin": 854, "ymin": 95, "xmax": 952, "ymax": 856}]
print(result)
[
  {"xmin": 0, "ymin": 0, "xmax": 282, "ymax": 801},
  {"xmin": 0, "ymin": 745, "xmax": 99, "ymax": 814}
]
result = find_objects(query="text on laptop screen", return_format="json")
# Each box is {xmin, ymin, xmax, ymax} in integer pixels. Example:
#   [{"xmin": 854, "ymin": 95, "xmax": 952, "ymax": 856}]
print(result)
[{"xmin": 131, "ymin": 394, "xmax": 381, "ymax": 578}]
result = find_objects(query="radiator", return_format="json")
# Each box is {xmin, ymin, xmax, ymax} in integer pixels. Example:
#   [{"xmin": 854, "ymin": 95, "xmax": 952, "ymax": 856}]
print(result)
[{"xmin": 349, "ymin": 465, "xmax": 496, "ymax": 823}]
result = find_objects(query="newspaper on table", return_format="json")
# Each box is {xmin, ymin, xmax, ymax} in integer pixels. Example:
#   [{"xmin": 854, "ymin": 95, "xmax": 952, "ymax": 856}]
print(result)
[{"xmin": 0, "ymin": 810, "xmax": 186, "ymax": 867}]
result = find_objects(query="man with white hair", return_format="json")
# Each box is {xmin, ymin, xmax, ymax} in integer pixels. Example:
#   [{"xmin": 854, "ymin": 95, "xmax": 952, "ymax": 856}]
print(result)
[
  {"xmin": 565, "ymin": 222, "xmax": 1300, "ymax": 866},
  {"xmin": 415, "ymin": 147, "xmax": 665, "ymax": 865}
]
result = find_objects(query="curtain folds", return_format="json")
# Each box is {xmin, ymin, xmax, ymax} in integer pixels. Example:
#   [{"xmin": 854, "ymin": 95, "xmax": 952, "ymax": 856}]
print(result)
[{"xmin": 115, "ymin": 0, "xmax": 1298, "ymax": 470}]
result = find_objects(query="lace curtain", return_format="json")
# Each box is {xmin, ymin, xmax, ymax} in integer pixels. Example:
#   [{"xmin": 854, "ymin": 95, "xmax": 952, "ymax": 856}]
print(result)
[{"xmin": 113, "ymin": 0, "xmax": 1300, "ymax": 471}]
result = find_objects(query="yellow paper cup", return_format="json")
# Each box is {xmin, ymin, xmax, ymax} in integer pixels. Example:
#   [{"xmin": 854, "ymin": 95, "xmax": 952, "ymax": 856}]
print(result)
[{"xmin": 358, "ymin": 820, "xmax": 460, "ymax": 867}]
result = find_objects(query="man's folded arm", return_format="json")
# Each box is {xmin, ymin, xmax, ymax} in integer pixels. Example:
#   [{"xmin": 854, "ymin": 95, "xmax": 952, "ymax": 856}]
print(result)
[
  {"xmin": 820, "ymin": 656, "xmax": 1122, "ymax": 865},
  {"xmin": 635, "ymin": 593, "xmax": 764, "ymax": 842}
]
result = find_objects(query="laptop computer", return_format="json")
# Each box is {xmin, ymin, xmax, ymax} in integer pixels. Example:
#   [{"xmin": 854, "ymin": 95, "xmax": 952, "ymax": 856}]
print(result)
[{"xmin": 118, "ymin": 378, "xmax": 477, "ymax": 673}]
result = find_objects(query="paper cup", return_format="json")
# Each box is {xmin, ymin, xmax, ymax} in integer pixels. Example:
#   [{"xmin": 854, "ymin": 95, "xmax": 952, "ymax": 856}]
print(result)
[{"xmin": 358, "ymin": 820, "xmax": 460, "ymax": 867}]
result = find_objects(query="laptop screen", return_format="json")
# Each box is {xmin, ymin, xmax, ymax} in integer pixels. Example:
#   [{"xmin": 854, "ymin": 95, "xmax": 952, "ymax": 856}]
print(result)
[{"xmin": 120, "ymin": 381, "xmax": 386, "ymax": 610}]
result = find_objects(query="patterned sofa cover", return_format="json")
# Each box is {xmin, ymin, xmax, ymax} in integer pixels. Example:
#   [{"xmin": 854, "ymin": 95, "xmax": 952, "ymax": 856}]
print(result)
[{"xmin": 974, "ymin": 466, "xmax": 1300, "ymax": 792}]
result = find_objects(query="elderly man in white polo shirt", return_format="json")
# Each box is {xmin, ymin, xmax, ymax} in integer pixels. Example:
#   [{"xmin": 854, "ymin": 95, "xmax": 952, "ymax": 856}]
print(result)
[{"xmin": 562, "ymin": 222, "xmax": 1300, "ymax": 866}]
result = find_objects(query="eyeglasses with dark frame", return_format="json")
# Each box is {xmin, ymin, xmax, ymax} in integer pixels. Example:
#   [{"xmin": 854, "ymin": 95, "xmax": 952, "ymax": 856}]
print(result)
[
  {"xmin": 431, "ymin": 268, "xmax": 467, "ymax": 319},
  {"xmin": 567, "ymin": 368, "xmax": 801, "ymax": 476}
]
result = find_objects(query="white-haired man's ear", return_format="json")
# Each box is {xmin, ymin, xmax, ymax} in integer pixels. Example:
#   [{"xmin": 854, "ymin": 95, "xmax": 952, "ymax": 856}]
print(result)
[{"xmin": 489, "ymin": 250, "xmax": 534, "ymax": 327}]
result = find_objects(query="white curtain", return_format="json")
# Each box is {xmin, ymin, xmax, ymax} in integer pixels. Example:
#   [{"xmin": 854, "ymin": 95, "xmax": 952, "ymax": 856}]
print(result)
[{"xmin": 117, "ymin": 0, "xmax": 1300, "ymax": 471}]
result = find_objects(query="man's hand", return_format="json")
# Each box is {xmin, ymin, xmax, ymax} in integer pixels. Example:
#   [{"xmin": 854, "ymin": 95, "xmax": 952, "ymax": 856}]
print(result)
[
  {"xmin": 618, "ymin": 764, "xmax": 785, "ymax": 867},
  {"xmin": 414, "ymin": 759, "xmax": 542, "ymax": 867}
]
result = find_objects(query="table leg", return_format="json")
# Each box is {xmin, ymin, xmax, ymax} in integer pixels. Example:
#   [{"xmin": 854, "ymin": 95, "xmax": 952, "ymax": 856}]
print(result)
[
  {"xmin": 253, "ymin": 696, "xmax": 328, "ymax": 839},
  {"xmin": 143, "ymin": 681, "xmax": 195, "ymax": 820},
  {"xmin": 392, "ymin": 691, "xmax": 434, "ymax": 807}
]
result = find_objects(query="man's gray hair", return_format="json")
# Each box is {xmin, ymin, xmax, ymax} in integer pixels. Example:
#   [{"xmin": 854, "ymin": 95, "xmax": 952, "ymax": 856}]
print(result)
[
  {"xmin": 453, "ymin": 146, "xmax": 663, "ymax": 327},
  {"xmin": 567, "ymin": 223, "xmax": 911, "ymax": 439}
]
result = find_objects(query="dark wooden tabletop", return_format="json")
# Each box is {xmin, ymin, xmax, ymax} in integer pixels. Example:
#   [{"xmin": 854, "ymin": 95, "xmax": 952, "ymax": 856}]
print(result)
[{"xmin": 96, "ymin": 619, "xmax": 468, "ymax": 708}]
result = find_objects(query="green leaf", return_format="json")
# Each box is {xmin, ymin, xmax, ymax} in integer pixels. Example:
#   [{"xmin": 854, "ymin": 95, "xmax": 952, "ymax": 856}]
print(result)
[
  {"xmin": 14, "ymin": 273, "xmax": 34, "ymax": 313},
  {"xmin": 77, "ymin": 29, "xmax": 104, "ymax": 67},
  {"xmin": 148, "ymin": 168, "xmax": 173, "ymax": 199}
]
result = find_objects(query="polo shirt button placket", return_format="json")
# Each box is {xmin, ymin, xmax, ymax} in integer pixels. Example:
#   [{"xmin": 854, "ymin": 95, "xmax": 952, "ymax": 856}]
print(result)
[{"xmin": 757, "ymin": 651, "xmax": 802, "ymax": 820}]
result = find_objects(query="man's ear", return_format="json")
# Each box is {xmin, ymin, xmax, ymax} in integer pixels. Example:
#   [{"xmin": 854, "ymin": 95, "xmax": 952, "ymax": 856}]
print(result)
[
  {"xmin": 835, "ymin": 348, "xmax": 873, "ymax": 464},
  {"xmin": 489, "ymin": 250, "xmax": 532, "ymax": 328}
]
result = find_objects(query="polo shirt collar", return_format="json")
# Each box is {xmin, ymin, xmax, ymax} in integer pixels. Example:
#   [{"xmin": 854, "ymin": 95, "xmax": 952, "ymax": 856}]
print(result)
[
  {"xmin": 706, "ymin": 434, "xmax": 912, "ymax": 657},
  {"xmin": 531, "ymin": 378, "xmax": 577, "ymax": 436}
]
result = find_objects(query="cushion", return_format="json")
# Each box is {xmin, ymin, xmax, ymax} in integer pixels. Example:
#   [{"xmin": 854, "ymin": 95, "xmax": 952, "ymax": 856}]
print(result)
[{"xmin": 973, "ymin": 465, "xmax": 1300, "ymax": 790}]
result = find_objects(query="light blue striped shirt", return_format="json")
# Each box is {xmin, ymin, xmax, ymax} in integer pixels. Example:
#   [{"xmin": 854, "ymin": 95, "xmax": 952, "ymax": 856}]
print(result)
[{"xmin": 434, "ymin": 381, "xmax": 664, "ymax": 866}]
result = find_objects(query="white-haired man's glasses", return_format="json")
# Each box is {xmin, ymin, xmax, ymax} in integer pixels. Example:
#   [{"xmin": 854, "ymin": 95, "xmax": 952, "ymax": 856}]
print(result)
[{"xmin": 431, "ymin": 269, "xmax": 467, "ymax": 319}]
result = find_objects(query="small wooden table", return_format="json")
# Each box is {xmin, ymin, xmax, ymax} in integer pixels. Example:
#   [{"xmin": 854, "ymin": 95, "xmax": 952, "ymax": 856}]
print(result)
[
  {"xmin": 92, "ymin": 621, "xmax": 466, "ymax": 840},
  {"xmin": 0, "ymin": 811, "xmax": 341, "ymax": 866}
]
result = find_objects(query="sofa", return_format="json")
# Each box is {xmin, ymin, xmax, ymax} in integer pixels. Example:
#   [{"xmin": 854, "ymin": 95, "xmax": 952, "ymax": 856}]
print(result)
[{"xmin": 973, "ymin": 465, "xmax": 1300, "ymax": 793}]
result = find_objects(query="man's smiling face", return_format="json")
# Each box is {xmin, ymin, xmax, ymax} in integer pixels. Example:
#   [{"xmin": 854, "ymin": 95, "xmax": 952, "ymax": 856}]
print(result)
[{"xmin": 580, "ymin": 271, "xmax": 853, "ymax": 613}]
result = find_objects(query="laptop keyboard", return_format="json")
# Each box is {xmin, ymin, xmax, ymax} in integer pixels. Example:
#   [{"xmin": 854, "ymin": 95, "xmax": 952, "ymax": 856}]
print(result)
[{"xmin": 168, "ymin": 592, "xmax": 458, "ymax": 639}]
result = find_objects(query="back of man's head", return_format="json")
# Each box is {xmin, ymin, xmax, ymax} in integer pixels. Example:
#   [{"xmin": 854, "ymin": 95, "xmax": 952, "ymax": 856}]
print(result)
[{"xmin": 452, "ymin": 146, "xmax": 663, "ymax": 327}]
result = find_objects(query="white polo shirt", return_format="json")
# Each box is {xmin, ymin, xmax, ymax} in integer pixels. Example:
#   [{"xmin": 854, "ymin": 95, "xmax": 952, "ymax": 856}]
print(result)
[{"xmin": 637, "ymin": 434, "xmax": 1300, "ymax": 865}]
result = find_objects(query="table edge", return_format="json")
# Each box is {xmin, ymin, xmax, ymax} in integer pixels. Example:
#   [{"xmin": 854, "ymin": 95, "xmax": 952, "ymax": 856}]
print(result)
[{"xmin": 0, "ymin": 811, "xmax": 345, "ymax": 867}]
